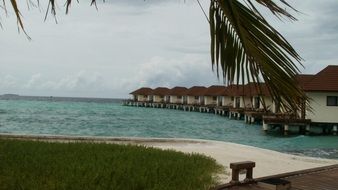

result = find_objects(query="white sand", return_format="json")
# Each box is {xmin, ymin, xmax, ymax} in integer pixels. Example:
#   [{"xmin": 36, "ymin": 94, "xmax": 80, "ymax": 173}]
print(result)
[
  {"xmin": 137, "ymin": 138, "xmax": 338, "ymax": 182},
  {"xmin": 2, "ymin": 134, "xmax": 338, "ymax": 182}
]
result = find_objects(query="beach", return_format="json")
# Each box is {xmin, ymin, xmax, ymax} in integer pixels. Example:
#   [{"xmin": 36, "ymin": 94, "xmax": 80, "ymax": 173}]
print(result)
[
  {"xmin": 2, "ymin": 134, "xmax": 337, "ymax": 183},
  {"xmin": 143, "ymin": 139, "xmax": 338, "ymax": 182}
]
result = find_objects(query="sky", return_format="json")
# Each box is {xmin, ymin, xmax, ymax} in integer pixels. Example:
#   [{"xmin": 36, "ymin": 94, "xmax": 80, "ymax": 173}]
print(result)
[{"xmin": 0, "ymin": 0, "xmax": 338, "ymax": 98}]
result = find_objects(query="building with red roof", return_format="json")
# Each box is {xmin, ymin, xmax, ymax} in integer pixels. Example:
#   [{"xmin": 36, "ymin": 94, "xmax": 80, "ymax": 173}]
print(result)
[
  {"xmin": 151, "ymin": 87, "xmax": 170, "ymax": 103},
  {"xmin": 203, "ymin": 85, "xmax": 227, "ymax": 106},
  {"xmin": 185, "ymin": 86, "xmax": 207, "ymax": 105},
  {"xmin": 167, "ymin": 86, "xmax": 188, "ymax": 104},
  {"xmin": 297, "ymin": 65, "xmax": 338, "ymax": 123},
  {"xmin": 129, "ymin": 87, "xmax": 153, "ymax": 102}
]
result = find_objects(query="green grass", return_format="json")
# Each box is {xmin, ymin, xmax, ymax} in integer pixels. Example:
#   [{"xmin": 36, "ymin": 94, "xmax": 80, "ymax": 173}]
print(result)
[{"xmin": 0, "ymin": 139, "xmax": 224, "ymax": 190}]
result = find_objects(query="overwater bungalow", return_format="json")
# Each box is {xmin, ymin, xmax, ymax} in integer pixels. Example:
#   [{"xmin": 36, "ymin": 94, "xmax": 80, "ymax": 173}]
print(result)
[
  {"xmin": 300, "ymin": 65, "xmax": 338, "ymax": 128},
  {"xmin": 203, "ymin": 85, "xmax": 227, "ymax": 106},
  {"xmin": 226, "ymin": 84, "xmax": 248, "ymax": 109},
  {"xmin": 167, "ymin": 86, "xmax": 188, "ymax": 104},
  {"xmin": 125, "ymin": 66, "xmax": 338, "ymax": 135},
  {"xmin": 152, "ymin": 87, "xmax": 170, "ymax": 103},
  {"xmin": 244, "ymin": 83, "xmax": 273, "ymax": 111},
  {"xmin": 185, "ymin": 86, "xmax": 207, "ymax": 105},
  {"xmin": 130, "ymin": 87, "xmax": 153, "ymax": 102},
  {"xmin": 262, "ymin": 65, "xmax": 338, "ymax": 135}
]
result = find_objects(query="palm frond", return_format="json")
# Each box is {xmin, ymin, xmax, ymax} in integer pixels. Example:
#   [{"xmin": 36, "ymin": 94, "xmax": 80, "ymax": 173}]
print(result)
[
  {"xmin": 10, "ymin": 0, "xmax": 31, "ymax": 39},
  {"xmin": 210, "ymin": 0, "xmax": 307, "ymax": 114}
]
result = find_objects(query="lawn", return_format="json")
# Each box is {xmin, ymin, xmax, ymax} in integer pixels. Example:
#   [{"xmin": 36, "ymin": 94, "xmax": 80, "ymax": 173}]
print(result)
[{"xmin": 0, "ymin": 139, "xmax": 224, "ymax": 190}]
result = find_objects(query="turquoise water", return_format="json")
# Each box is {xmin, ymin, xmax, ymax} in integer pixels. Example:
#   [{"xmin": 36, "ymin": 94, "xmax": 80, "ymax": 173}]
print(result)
[{"xmin": 0, "ymin": 96, "xmax": 337, "ymax": 159}]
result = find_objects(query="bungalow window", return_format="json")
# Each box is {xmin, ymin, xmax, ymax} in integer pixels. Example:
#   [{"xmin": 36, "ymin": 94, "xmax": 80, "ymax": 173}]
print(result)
[
  {"xmin": 143, "ymin": 95, "xmax": 147, "ymax": 98},
  {"xmin": 212, "ymin": 96, "xmax": 217, "ymax": 101},
  {"xmin": 194, "ymin": 96, "xmax": 199, "ymax": 100},
  {"xmin": 160, "ymin": 96, "xmax": 164, "ymax": 99},
  {"xmin": 177, "ymin": 96, "xmax": 182, "ymax": 99},
  {"xmin": 327, "ymin": 96, "xmax": 338, "ymax": 106}
]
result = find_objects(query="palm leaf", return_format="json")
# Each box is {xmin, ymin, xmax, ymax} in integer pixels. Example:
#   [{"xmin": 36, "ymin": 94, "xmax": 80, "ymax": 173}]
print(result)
[{"xmin": 210, "ymin": 0, "xmax": 307, "ymax": 114}]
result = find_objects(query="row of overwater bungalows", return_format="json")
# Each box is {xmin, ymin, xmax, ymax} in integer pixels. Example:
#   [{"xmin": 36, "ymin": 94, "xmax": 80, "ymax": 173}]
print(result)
[
  {"xmin": 124, "ymin": 65, "xmax": 338, "ymax": 135},
  {"xmin": 129, "ymin": 84, "xmax": 272, "ymax": 111}
]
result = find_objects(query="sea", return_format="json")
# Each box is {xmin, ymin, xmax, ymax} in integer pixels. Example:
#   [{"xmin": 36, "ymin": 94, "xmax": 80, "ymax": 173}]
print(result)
[{"xmin": 0, "ymin": 95, "xmax": 337, "ymax": 159}]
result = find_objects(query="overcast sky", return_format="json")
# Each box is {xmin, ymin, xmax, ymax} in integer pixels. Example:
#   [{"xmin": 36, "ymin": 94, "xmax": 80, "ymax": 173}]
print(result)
[{"xmin": 1, "ymin": 0, "xmax": 337, "ymax": 98}]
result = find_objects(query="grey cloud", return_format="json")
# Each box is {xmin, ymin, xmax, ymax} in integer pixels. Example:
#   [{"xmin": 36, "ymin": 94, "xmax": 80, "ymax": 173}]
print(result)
[
  {"xmin": 122, "ymin": 55, "xmax": 220, "ymax": 92},
  {"xmin": 1, "ymin": 0, "xmax": 337, "ymax": 98}
]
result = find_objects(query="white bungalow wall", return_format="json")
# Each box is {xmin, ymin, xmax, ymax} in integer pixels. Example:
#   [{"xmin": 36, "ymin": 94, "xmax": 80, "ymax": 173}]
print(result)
[
  {"xmin": 306, "ymin": 92, "xmax": 338, "ymax": 123},
  {"xmin": 147, "ymin": 95, "xmax": 153, "ymax": 102},
  {"xmin": 205, "ymin": 96, "xmax": 217, "ymax": 105},
  {"xmin": 137, "ymin": 95, "xmax": 147, "ymax": 101},
  {"xmin": 252, "ymin": 96, "xmax": 274, "ymax": 111},
  {"xmin": 169, "ymin": 96, "xmax": 177, "ymax": 103},
  {"xmin": 261, "ymin": 97, "xmax": 273, "ymax": 111},
  {"xmin": 187, "ymin": 96, "xmax": 199, "ymax": 105},
  {"xmin": 164, "ymin": 96, "xmax": 171, "ymax": 103},
  {"xmin": 153, "ymin": 95, "xmax": 164, "ymax": 103},
  {"xmin": 222, "ymin": 96, "xmax": 233, "ymax": 107},
  {"xmin": 169, "ymin": 96, "xmax": 184, "ymax": 104},
  {"xmin": 216, "ymin": 96, "xmax": 223, "ymax": 106},
  {"xmin": 199, "ymin": 96, "xmax": 205, "ymax": 105},
  {"xmin": 233, "ymin": 96, "xmax": 252, "ymax": 108}
]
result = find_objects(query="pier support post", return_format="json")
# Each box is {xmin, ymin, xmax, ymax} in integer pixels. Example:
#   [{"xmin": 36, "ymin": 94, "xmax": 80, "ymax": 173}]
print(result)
[
  {"xmin": 284, "ymin": 125, "xmax": 289, "ymax": 135},
  {"xmin": 250, "ymin": 117, "xmax": 255, "ymax": 124},
  {"xmin": 244, "ymin": 115, "xmax": 247, "ymax": 123},
  {"xmin": 229, "ymin": 112, "xmax": 232, "ymax": 119},
  {"xmin": 237, "ymin": 113, "xmax": 241, "ymax": 120},
  {"xmin": 333, "ymin": 125, "xmax": 337, "ymax": 135},
  {"xmin": 306, "ymin": 125, "xmax": 310, "ymax": 135},
  {"xmin": 262, "ymin": 121, "xmax": 268, "ymax": 132}
]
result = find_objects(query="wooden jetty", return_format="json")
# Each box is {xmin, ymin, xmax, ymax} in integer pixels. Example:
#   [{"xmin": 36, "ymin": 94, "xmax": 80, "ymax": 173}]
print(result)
[
  {"xmin": 213, "ymin": 161, "xmax": 338, "ymax": 190},
  {"xmin": 122, "ymin": 99, "xmax": 338, "ymax": 136}
]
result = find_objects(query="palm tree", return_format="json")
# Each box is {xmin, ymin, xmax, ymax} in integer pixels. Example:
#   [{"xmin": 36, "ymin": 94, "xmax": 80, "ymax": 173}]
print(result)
[{"xmin": 4, "ymin": 0, "xmax": 307, "ymax": 115}]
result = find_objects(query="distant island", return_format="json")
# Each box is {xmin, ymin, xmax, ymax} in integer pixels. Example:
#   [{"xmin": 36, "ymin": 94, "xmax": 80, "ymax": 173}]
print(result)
[{"xmin": 1, "ymin": 94, "xmax": 20, "ymax": 97}]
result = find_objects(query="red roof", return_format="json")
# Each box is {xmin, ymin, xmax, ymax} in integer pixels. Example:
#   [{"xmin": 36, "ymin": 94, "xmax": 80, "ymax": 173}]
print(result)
[
  {"xmin": 296, "ymin": 74, "xmax": 315, "ymax": 88},
  {"xmin": 186, "ymin": 86, "xmax": 207, "ymax": 96},
  {"xmin": 243, "ymin": 83, "xmax": 270, "ymax": 97},
  {"xmin": 204, "ymin": 85, "xmax": 227, "ymax": 96},
  {"xmin": 299, "ymin": 65, "xmax": 338, "ymax": 92},
  {"xmin": 130, "ymin": 87, "xmax": 153, "ymax": 95},
  {"xmin": 168, "ymin": 86, "xmax": 188, "ymax": 96},
  {"xmin": 152, "ymin": 87, "xmax": 170, "ymax": 96},
  {"xmin": 226, "ymin": 84, "xmax": 245, "ymax": 96}
]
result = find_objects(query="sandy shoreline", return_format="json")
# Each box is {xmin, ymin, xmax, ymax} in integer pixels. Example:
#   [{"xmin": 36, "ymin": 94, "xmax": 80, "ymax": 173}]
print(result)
[{"xmin": 1, "ymin": 133, "xmax": 337, "ymax": 182}]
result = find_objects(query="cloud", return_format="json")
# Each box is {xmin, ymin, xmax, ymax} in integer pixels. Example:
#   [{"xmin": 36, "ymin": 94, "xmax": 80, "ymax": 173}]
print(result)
[
  {"xmin": 1, "ymin": 1, "xmax": 338, "ymax": 98},
  {"xmin": 122, "ymin": 55, "xmax": 220, "ymax": 92},
  {"xmin": 24, "ymin": 73, "xmax": 42, "ymax": 89},
  {"xmin": 0, "ymin": 75, "xmax": 18, "ymax": 90},
  {"xmin": 16, "ymin": 71, "xmax": 105, "ymax": 96}
]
